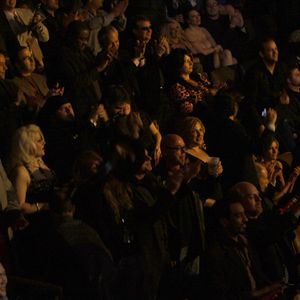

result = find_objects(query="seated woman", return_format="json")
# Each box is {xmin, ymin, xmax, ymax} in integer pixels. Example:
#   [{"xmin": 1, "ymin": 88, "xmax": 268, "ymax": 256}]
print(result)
[
  {"xmin": 9, "ymin": 124, "xmax": 55, "ymax": 215},
  {"xmin": 176, "ymin": 116, "xmax": 223, "ymax": 202},
  {"xmin": 256, "ymin": 132, "xmax": 300, "ymax": 204},
  {"xmin": 183, "ymin": 9, "xmax": 236, "ymax": 72},
  {"xmin": 176, "ymin": 116, "xmax": 222, "ymax": 170},
  {"xmin": 160, "ymin": 19, "xmax": 204, "ymax": 73},
  {"xmin": 167, "ymin": 49, "xmax": 215, "ymax": 116},
  {"xmin": 104, "ymin": 85, "xmax": 162, "ymax": 165},
  {"xmin": 160, "ymin": 19, "xmax": 193, "ymax": 51}
]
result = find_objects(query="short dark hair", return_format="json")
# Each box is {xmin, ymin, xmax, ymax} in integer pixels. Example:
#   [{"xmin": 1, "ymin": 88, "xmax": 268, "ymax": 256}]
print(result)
[
  {"xmin": 258, "ymin": 131, "xmax": 278, "ymax": 157},
  {"xmin": 133, "ymin": 15, "xmax": 151, "ymax": 28},
  {"xmin": 65, "ymin": 20, "xmax": 90, "ymax": 44},
  {"xmin": 104, "ymin": 85, "xmax": 131, "ymax": 107},
  {"xmin": 50, "ymin": 185, "xmax": 76, "ymax": 215},
  {"xmin": 213, "ymin": 197, "xmax": 242, "ymax": 220}
]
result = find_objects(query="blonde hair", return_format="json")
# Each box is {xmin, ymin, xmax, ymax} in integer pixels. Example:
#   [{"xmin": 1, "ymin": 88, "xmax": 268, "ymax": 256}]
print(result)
[
  {"xmin": 10, "ymin": 124, "xmax": 45, "ymax": 169},
  {"xmin": 176, "ymin": 117, "xmax": 205, "ymax": 147},
  {"xmin": 160, "ymin": 20, "xmax": 192, "ymax": 51}
]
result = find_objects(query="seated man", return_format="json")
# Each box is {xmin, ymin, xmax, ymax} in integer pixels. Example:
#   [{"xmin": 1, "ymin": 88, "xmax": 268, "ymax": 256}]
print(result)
[
  {"xmin": 205, "ymin": 197, "xmax": 283, "ymax": 299},
  {"xmin": 37, "ymin": 95, "xmax": 108, "ymax": 183},
  {"xmin": 50, "ymin": 186, "xmax": 116, "ymax": 299},
  {"xmin": 0, "ymin": 0, "xmax": 49, "ymax": 70},
  {"xmin": 230, "ymin": 182, "xmax": 300, "ymax": 286},
  {"xmin": 203, "ymin": 0, "xmax": 250, "ymax": 61},
  {"xmin": 12, "ymin": 46, "xmax": 63, "ymax": 122},
  {"xmin": 83, "ymin": 0, "xmax": 128, "ymax": 55}
]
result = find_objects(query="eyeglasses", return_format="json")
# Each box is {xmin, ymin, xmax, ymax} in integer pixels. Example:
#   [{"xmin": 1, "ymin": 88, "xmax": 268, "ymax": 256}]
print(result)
[{"xmin": 167, "ymin": 145, "xmax": 186, "ymax": 151}]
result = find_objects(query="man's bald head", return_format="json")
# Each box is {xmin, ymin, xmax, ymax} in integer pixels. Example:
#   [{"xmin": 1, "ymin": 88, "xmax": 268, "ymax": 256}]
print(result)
[{"xmin": 230, "ymin": 182, "xmax": 263, "ymax": 218}]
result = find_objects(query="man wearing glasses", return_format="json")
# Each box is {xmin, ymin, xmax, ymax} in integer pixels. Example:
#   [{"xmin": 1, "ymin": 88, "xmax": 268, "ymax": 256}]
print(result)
[{"xmin": 124, "ymin": 15, "xmax": 170, "ymax": 129}]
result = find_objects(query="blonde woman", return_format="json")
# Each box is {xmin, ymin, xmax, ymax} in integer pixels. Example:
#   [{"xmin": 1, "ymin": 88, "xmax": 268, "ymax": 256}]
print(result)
[
  {"xmin": 160, "ymin": 19, "xmax": 193, "ymax": 51},
  {"xmin": 9, "ymin": 124, "xmax": 55, "ymax": 214},
  {"xmin": 177, "ymin": 116, "xmax": 223, "ymax": 177}
]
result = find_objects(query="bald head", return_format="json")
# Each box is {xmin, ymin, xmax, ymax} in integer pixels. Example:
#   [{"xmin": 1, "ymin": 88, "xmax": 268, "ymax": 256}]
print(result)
[{"xmin": 230, "ymin": 182, "xmax": 263, "ymax": 218}]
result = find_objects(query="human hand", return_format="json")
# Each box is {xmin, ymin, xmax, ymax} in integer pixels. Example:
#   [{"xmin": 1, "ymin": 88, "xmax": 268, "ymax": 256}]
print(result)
[
  {"xmin": 112, "ymin": 0, "xmax": 128, "ymax": 17},
  {"xmin": 95, "ymin": 104, "xmax": 109, "ymax": 123},
  {"xmin": 229, "ymin": 9, "xmax": 244, "ymax": 29},
  {"xmin": 279, "ymin": 90, "xmax": 290, "ymax": 105},
  {"xmin": 266, "ymin": 108, "xmax": 277, "ymax": 127},
  {"xmin": 134, "ymin": 40, "xmax": 147, "ymax": 60},
  {"xmin": 48, "ymin": 85, "xmax": 64, "ymax": 97},
  {"xmin": 214, "ymin": 45, "xmax": 223, "ymax": 53},
  {"xmin": 155, "ymin": 36, "xmax": 170, "ymax": 57},
  {"xmin": 180, "ymin": 101, "xmax": 193, "ymax": 113},
  {"xmin": 96, "ymin": 49, "xmax": 115, "ymax": 72},
  {"xmin": 154, "ymin": 146, "xmax": 161, "ymax": 166}
]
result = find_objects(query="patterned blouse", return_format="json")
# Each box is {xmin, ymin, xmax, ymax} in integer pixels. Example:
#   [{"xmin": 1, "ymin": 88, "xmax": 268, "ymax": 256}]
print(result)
[{"xmin": 170, "ymin": 74, "xmax": 211, "ymax": 113}]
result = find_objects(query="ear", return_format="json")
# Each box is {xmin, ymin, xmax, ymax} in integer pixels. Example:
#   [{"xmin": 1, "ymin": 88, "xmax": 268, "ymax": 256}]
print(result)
[
  {"xmin": 258, "ymin": 51, "xmax": 264, "ymax": 59},
  {"xmin": 219, "ymin": 217, "xmax": 229, "ymax": 228}
]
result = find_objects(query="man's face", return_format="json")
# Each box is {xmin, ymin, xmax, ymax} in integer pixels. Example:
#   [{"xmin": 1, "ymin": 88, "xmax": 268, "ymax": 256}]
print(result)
[
  {"xmin": 228, "ymin": 202, "xmax": 248, "ymax": 235},
  {"xmin": 56, "ymin": 102, "xmax": 75, "ymax": 121},
  {"xmin": 240, "ymin": 184, "xmax": 263, "ymax": 218},
  {"xmin": 288, "ymin": 67, "xmax": 300, "ymax": 88},
  {"xmin": 133, "ymin": 20, "xmax": 152, "ymax": 42},
  {"xmin": 0, "ymin": 263, "xmax": 7, "ymax": 297},
  {"xmin": 43, "ymin": 0, "xmax": 59, "ymax": 11},
  {"xmin": 17, "ymin": 48, "xmax": 36, "ymax": 74},
  {"xmin": 165, "ymin": 136, "xmax": 186, "ymax": 167},
  {"xmin": 260, "ymin": 40, "xmax": 279, "ymax": 64},
  {"xmin": 206, "ymin": 0, "xmax": 219, "ymax": 19},
  {"xmin": 104, "ymin": 29, "xmax": 119, "ymax": 56},
  {"xmin": 187, "ymin": 10, "xmax": 201, "ymax": 26},
  {"xmin": 0, "ymin": 54, "xmax": 7, "ymax": 80},
  {"xmin": 4, "ymin": 0, "xmax": 16, "ymax": 9},
  {"xmin": 76, "ymin": 29, "xmax": 90, "ymax": 52}
]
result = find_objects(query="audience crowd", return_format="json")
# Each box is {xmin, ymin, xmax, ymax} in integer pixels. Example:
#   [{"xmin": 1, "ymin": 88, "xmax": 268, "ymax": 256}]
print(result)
[{"xmin": 0, "ymin": 0, "xmax": 300, "ymax": 299}]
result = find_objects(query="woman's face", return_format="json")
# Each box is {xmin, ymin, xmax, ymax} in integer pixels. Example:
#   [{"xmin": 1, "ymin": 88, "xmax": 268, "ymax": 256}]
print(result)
[
  {"xmin": 169, "ymin": 22, "xmax": 180, "ymax": 39},
  {"xmin": 264, "ymin": 141, "xmax": 279, "ymax": 161},
  {"xmin": 111, "ymin": 101, "xmax": 131, "ymax": 117},
  {"xmin": 76, "ymin": 29, "xmax": 90, "ymax": 52},
  {"xmin": 190, "ymin": 122, "xmax": 205, "ymax": 147},
  {"xmin": 181, "ymin": 54, "xmax": 193, "ymax": 75},
  {"xmin": 34, "ymin": 133, "xmax": 46, "ymax": 158}
]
